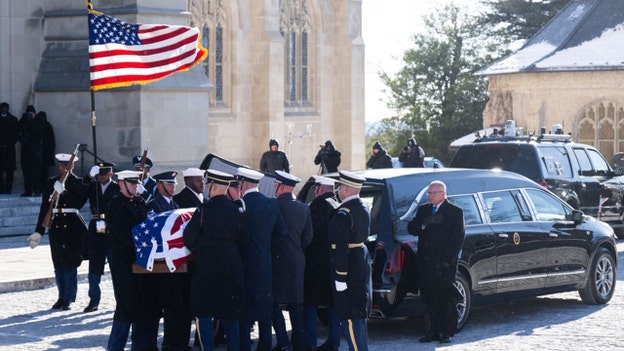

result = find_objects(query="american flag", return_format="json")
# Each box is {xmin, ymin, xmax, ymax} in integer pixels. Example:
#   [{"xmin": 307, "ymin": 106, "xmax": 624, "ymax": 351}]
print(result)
[
  {"xmin": 88, "ymin": 12, "xmax": 208, "ymax": 91},
  {"xmin": 132, "ymin": 208, "xmax": 196, "ymax": 272}
]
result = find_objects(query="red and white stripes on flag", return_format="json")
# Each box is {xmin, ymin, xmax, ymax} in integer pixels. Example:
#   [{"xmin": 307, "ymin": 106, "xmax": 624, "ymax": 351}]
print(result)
[{"xmin": 88, "ymin": 12, "xmax": 208, "ymax": 91}]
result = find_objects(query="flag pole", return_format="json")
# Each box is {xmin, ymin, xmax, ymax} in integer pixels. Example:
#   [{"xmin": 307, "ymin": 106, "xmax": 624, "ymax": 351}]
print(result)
[{"xmin": 91, "ymin": 90, "xmax": 98, "ymax": 164}]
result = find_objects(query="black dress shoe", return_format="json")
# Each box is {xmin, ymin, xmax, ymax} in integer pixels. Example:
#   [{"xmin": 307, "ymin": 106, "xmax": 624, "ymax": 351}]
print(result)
[
  {"xmin": 440, "ymin": 335, "xmax": 453, "ymax": 344},
  {"xmin": 52, "ymin": 299, "xmax": 63, "ymax": 309},
  {"xmin": 83, "ymin": 304, "xmax": 98, "ymax": 312},
  {"xmin": 418, "ymin": 332, "xmax": 441, "ymax": 343},
  {"xmin": 316, "ymin": 343, "xmax": 339, "ymax": 351},
  {"xmin": 60, "ymin": 303, "xmax": 71, "ymax": 311}
]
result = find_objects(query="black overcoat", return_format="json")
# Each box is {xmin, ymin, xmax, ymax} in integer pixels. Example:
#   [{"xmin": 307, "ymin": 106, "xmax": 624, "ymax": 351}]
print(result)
[
  {"xmin": 147, "ymin": 192, "xmax": 179, "ymax": 215},
  {"xmin": 85, "ymin": 178, "xmax": 119, "ymax": 274},
  {"xmin": 183, "ymin": 194, "xmax": 246, "ymax": 318},
  {"xmin": 328, "ymin": 197, "xmax": 372, "ymax": 320},
  {"xmin": 106, "ymin": 193, "xmax": 148, "ymax": 322},
  {"xmin": 35, "ymin": 173, "xmax": 88, "ymax": 269},
  {"xmin": 0, "ymin": 113, "xmax": 19, "ymax": 170},
  {"xmin": 173, "ymin": 186, "xmax": 205, "ymax": 208},
  {"xmin": 273, "ymin": 193, "xmax": 313, "ymax": 304}
]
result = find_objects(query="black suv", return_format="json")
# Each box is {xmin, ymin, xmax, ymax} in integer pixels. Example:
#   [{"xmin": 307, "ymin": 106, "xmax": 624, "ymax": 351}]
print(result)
[{"xmin": 450, "ymin": 131, "xmax": 624, "ymax": 235}]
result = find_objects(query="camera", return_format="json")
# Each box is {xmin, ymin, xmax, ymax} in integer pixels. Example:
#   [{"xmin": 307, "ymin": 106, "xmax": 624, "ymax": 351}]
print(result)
[{"xmin": 402, "ymin": 146, "xmax": 409, "ymax": 152}]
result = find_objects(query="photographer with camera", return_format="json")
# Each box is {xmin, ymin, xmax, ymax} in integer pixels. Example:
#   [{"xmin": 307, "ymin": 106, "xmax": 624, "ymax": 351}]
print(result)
[
  {"xmin": 399, "ymin": 137, "xmax": 425, "ymax": 168},
  {"xmin": 314, "ymin": 140, "xmax": 341, "ymax": 174}
]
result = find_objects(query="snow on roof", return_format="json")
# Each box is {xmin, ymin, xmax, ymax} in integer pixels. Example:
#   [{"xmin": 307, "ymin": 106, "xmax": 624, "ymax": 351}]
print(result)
[{"xmin": 479, "ymin": 0, "xmax": 624, "ymax": 76}]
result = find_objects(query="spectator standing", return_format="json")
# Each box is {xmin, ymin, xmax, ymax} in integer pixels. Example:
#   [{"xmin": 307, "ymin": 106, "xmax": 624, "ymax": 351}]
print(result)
[
  {"xmin": 365, "ymin": 141, "xmax": 393, "ymax": 169},
  {"xmin": 104, "ymin": 170, "xmax": 150, "ymax": 351},
  {"xmin": 303, "ymin": 175, "xmax": 341, "ymax": 351},
  {"xmin": 39, "ymin": 111, "xmax": 56, "ymax": 185},
  {"xmin": 19, "ymin": 105, "xmax": 45, "ymax": 197},
  {"xmin": 407, "ymin": 180, "xmax": 465, "ymax": 344},
  {"xmin": 328, "ymin": 171, "xmax": 372, "ymax": 351},
  {"xmin": 236, "ymin": 167, "xmax": 287, "ymax": 351},
  {"xmin": 0, "ymin": 102, "xmax": 20, "ymax": 194},
  {"xmin": 314, "ymin": 140, "xmax": 341, "ymax": 174},
  {"xmin": 183, "ymin": 169, "xmax": 247, "ymax": 351},
  {"xmin": 27, "ymin": 152, "xmax": 89, "ymax": 310},
  {"xmin": 83, "ymin": 162, "xmax": 119, "ymax": 313},
  {"xmin": 272, "ymin": 170, "xmax": 313, "ymax": 351},
  {"xmin": 260, "ymin": 138, "xmax": 290, "ymax": 174},
  {"xmin": 399, "ymin": 138, "xmax": 425, "ymax": 168}
]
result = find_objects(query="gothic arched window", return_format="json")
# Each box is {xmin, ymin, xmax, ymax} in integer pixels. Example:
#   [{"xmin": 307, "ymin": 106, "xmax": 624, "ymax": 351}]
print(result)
[
  {"xmin": 190, "ymin": 0, "xmax": 228, "ymax": 106},
  {"xmin": 281, "ymin": 0, "xmax": 312, "ymax": 108}
]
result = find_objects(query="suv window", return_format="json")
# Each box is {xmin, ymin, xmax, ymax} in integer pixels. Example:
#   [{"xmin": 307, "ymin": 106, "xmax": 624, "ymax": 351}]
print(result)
[
  {"xmin": 539, "ymin": 146, "xmax": 573, "ymax": 178},
  {"xmin": 587, "ymin": 148, "xmax": 611, "ymax": 176},
  {"xmin": 573, "ymin": 148, "xmax": 593, "ymax": 175}
]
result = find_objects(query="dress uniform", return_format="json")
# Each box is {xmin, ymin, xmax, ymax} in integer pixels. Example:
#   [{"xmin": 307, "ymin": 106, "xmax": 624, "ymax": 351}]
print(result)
[
  {"xmin": 272, "ymin": 171, "xmax": 313, "ymax": 351},
  {"xmin": 328, "ymin": 171, "xmax": 371, "ymax": 351},
  {"xmin": 236, "ymin": 167, "xmax": 288, "ymax": 351},
  {"xmin": 83, "ymin": 162, "xmax": 119, "ymax": 312},
  {"xmin": 106, "ymin": 170, "xmax": 150, "ymax": 351},
  {"xmin": 173, "ymin": 167, "xmax": 206, "ymax": 208},
  {"xmin": 132, "ymin": 155, "xmax": 157, "ymax": 203},
  {"xmin": 29, "ymin": 152, "xmax": 89, "ymax": 310},
  {"xmin": 146, "ymin": 171, "xmax": 192, "ymax": 351},
  {"xmin": 304, "ymin": 176, "xmax": 341, "ymax": 350},
  {"xmin": 183, "ymin": 169, "xmax": 247, "ymax": 351}
]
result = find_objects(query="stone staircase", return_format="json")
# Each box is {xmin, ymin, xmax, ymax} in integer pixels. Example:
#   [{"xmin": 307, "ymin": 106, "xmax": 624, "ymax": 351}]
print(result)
[{"xmin": 0, "ymin": 194, "xmax": 90, "ymax": 237}]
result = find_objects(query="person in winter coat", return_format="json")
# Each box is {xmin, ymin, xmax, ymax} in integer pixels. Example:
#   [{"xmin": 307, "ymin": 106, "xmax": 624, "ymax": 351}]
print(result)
[
  {"xmin": 399, "ymin": 138, "xmax": 425, "ymax": 168},
  {"xmin": 260, "ymin": 138, "xmax": 290, "ymax": 174},
  {"xmin": 365, "ymin": 141, "xmax": 393, "ymax": 169},
  {"xmin": 314, "ymin": 140, "xmax": 341, "ymax": 174}
]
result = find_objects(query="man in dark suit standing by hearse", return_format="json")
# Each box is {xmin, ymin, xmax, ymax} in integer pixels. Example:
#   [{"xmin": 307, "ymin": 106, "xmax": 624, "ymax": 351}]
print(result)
[{"xmin": 408, "ymin": 180, "xmax": 465, "ymax": 344}]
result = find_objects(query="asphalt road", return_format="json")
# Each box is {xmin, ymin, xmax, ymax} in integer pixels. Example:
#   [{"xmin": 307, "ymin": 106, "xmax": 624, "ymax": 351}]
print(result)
[{"xmin": 0, "ymin": 240, "xmax": 623, "ymax": 351}]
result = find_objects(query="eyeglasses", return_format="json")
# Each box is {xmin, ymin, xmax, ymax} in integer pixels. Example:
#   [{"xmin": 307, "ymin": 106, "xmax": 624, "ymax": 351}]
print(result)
[{"xmin": 427, "ymin": 190, "xmax": 444, "ymax": 195}]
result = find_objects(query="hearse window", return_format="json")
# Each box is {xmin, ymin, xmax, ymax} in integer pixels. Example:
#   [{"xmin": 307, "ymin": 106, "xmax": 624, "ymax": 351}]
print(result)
[
  {"xmin": 524, "ymin": 188, "xmax": 568, "ymax": 221},
  {"xmin": 448, "ymin": 195, "xmax": 482, "ymax": 225},
  {"xmin": 539, "ymin": 146, "xmax": 572, "ymax": 178},
  {"xmin": 482, "ymin": 191, "xmax": 522, "ymax": 223},
  {"xmin": 360, "ymin": 186, "xmax": 384, "ymax": 236}
]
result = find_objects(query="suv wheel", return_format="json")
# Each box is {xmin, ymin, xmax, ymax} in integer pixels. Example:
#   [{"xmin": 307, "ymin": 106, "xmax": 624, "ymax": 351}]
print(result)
[{"xmin": 578, "ymin": 247, "xmax": 616, "ymax": 304}]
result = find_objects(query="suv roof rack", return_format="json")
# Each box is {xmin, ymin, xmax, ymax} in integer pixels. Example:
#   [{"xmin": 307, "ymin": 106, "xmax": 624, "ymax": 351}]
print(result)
[{"xmin": 472, "ymin": 123, "xmax": 573, "ymax": 144}]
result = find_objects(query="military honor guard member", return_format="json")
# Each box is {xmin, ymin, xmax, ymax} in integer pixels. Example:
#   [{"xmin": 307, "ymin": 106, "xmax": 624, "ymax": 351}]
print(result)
[
  {"xmin": 28, "ymin": 152, "xmax": 89, "ymax": 311},
  {"xmin": 105, "ymin": 170, "xmax": 150, "ymax": 351},
  {"xmin": 83, "ymin": 162, "xmax": 119, "ymax": 313},
  {"xmin": 328, "ymin": 171, "xmax": 372, "ymax": 351},
  {"xmin": 236, "ymin": 167, "xmax": 288, "ymax": 351},
  {"xmin": 271, "ymin": 171, "xmax": 313, "ymax": 351},
  {"xmin": 173, "ymin": 167, "xmax": 206, "ymax": 208},
  {"xmin": 304, "ymin": 175, "xmax": 341, "ymax": 351},
  {"xmin": 148, "ymin": 170, "xmax": 180, "ymax": 214},
  {"xmin": 183, "ymin": 169, "xmax": 247, "ymax": 351},
  {"xmin": 132, "ymin": 155, "xmax": 157, "ymax": 202}
]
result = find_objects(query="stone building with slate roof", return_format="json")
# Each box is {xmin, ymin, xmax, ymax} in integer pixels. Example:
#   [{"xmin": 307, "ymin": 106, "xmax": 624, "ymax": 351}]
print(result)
[{"xmin": 479, "ymin": 0, "xmax": 624, "ymax": 162}]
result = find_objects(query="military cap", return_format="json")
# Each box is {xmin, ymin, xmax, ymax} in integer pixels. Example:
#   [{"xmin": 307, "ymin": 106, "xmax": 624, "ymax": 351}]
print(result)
[
  {"xmin": 97, "ymin": 162, "xmax": 115, "ymax": 175},
  {"xmin": 337, "ymin": 170, "xmax": 366, "ymax": 189},
  {"xmin": 312, "ymin": 175, "xmax": 336, "ymax": 186},
  {"xmin": 274, "ymin": 170, "xmax": 300, "ymax": 187},
  {"xmin": 206, "ymin": 169, "xmax": 235, "ymax": 185},
  {"xmin": 116, "ymin": 170, "xmax": 142, "ymax": 184},
  {"xmin": 153, "ymin": 171, "xmax": 178, "ymax": 184},
  {"xmin": 237, "ymin": 167, "xmax": 264, "ymax": 183},
  {"xmin": 182, "ymin": 167, "xmax": 205, "ymax": 178},
  {"xmin": 55, "ymin": 153, "xmax": 78, "ymax": 163},
  {"xmin": 132, "ymin": 155, "xmax": 153, "ymax": 168}
]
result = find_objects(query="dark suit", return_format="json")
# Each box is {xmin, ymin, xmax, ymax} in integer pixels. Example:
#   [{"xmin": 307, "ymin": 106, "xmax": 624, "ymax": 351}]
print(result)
[
  {"xmin": 407, "ymin": 199, "xmax": 465, "ymax": 337},
  {"xmin": 173, "ymin": 186, "xmax": 204, "ymax": 208}
]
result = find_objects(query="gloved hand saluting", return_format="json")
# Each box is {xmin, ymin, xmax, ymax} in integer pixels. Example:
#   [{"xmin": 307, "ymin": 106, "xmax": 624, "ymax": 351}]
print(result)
[
  {"xmin": 89, "ymin": 165, "xmax": 100, "ymax": 178},
  {"xmin": 53, "ymin": 181, "xmax": 65, "ymax": 194},
  {"xmin": 137, "ymin": 183, "xmax": 146, "ymax": 195},
  {"xmin": 28, "ymin": 232, "xmax": 42, "ymax": 249}
]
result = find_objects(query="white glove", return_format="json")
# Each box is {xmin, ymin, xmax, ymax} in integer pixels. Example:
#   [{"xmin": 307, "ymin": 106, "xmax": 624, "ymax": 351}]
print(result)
[
  {"xmin": 89, "ymin": 165, "xmax": 100, "ymax": 177},
  {"xmin": 28, "ymin": 232, "xmax": 42, "ymax": 249},
  {"xmin": 53, "ymin": 181, "xmax": 65, "ymax": 194},
  {"xmin": 335, "ymin": 280, "xmax": 347, "ymax": 292},
  {"xmin": 137, "ymin": 183, "xmax": 146, "ymax": 194},
  {"xmin": 96, "ymin": 220, "xmax": 106, "ymax": 233}
]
